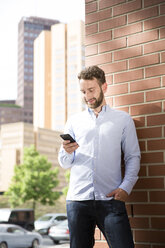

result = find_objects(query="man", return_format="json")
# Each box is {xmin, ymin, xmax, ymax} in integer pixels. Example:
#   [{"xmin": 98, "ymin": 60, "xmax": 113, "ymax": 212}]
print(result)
[{"xmin": 58, "ymin": 66, "xmax": 141, "ymax": 248}]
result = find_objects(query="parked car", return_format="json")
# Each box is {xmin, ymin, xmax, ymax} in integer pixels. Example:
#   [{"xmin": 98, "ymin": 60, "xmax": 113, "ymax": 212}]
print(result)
[
  {"xmin": 0, "ymin": 223, "xmax": 42, "ymax": 248},
  {"xmin": 0, "ymin": 208, "xmax": 34, "ymax": 231},
  {"xmin": 34, "ymin": 213, "xmax": 67, "ymax": 235},
  {"xmin": 48, "ymin": 219, "xmax": 69, "ymax": 244}
]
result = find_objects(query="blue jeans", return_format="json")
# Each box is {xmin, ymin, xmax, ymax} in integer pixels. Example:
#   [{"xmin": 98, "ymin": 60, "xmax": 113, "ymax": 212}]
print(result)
[{"xmin": 66, "ymin": 199, "xmax": 134, "ymax": 248}]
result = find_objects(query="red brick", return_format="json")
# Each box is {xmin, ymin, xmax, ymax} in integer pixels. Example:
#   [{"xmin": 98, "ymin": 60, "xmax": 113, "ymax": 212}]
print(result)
[
  {"xmin": 85, "ymin": 0, "xmax": 94, "ymax": 3},
  {"xmin": 114, "ymin": 92, "xmax": 144, "ymax": 107},
  {"xmin": 135, "ymin": 178, "xmax": 164, "ymax": 189},
  {"xmin": 99, "ymin": 37, "xmax": 126, "ymax": 53},
  {"xmin": 133, "ymin": 204, "xmax": 165, "ymax": 215},
  {"xmin": 160, "ymin": 3, "xmax": 165, "ymax": 14},
  {"xmin": 152, "ymin": 245, "xmax": 165, "ymax": 248},
  {"xmin": 85, "ymin": 45, "xmax": 98, "ymax": 56},
  {"xmin": 163, "ymin": 76, "xmax": 165, "ymax": 87},
  {"xmin": 148, "ymin": 139, "xmax": 165, "ymax": 151},
  {"xmin": 114, "ymin": 69, "xmax": 143, "ymax": 84},
  {"xmin": 128, "ymin": 30, "xmax": 158, "ymax": 46},
  {"xmin": 151, "ymin": 217, "xmax": 165, "ymax": 229},
  {"xmin": 139, "ymin": 141, "xmax": 146, "ymax": 151},
  {"xmin": 136, "ymin": 127, "xmax": 162, "ymax": 139},
  {"xmin": 135, "ymin": 230, "xmax": 165, "ymax": 243},
  {"xmin": 160, "ymin": 27, "xmax": 165, "ymax": 38},
  {"xmin": 115, "ymin": 106, "xmax": 129, "ymax": 113},
  {"xmin": 114, "ymin": 46, "xmax": 142, "ymax": 61},
  {"xmin": 129, "ymin": 54, "xmax": 159, "ymax": 69},
  {"xmin": 135, "ymin": 245, "xmax": 150, "ymax": 248},
  {"xmin": 147, "ymin": 114, "xmax": 165, "ymax": 126},
  {"xmin": 146, "ymin": 88, "xmax": 165, "ymax": 102},
  {"xmin": 99, "ymin": 0, "xmax": 125, "ymax": 10},
  {"xmin": 144, "ymin": 16, "xmax": 165, "ymax": 31},
  {"xmin": 114, "ymin": 22, "xmax": 142, "ymax": 39},
  {"xmin": 130, "ymin": 102, "xmax": 162, "ymax": 116},
  {"xmin": 144, "ymin": 0, "xmax": 165, "ymax": 7},
  {"xmin": 161, "ymin": 51, "xmax": 165, "ymax": 63},
  {"xmin": 129, "ymin": 217, "xmax": 149, "ymax": 228},
  {"xmin": 144, "ymin": 39, "xmax": 165, "ymax": 54},
  {"xmin": 149, "ymin": 165, "xmax": 165, "ymax": 176},
  {"xmin": 100, "ymin": 60, "xmax": 127, "ymax": 74},
  {"xmin": 133, "ymin": 116, "xmax": 145, "ymax": 127},
  {"xmin": 105, "ymin": 83, "xmax": 128, "ymax": 96},
  {"xmin": 86, "ymin": 23, "xmax": 98, "ymax": 35},
  {"xmin": 141, "ymin": 152, "xmax": 164, "ymax": 164},
  {"xmin": 139, "ymin": 165, "xmax": 147, "ymax": 177},
  {"xmin": 99, "ymin": 15, "xmax": 126, "ymax": 32},
  {"xmin": 105, "ymin": 75, "xmax": 113, "ymax": 85},
  {"xmin": 85, "ymin": 30, "xmax": 112, "ymax": 46},
  {"xmin": 86, "ymin": 53, "xmax": 112, "ymax": 66},
  {"xmin": 145, "ymin": 64, "xmax": 165, "ymax": 77},
  {"xmin": 113, "ymin": 0, "xmax": 141, "ymax": 16},
  {"xmin": 130, "ymin": 78, "xmax": 161, "ymax": 92},
  {"xmin": 127, "ymin": 191, "xmax": 148, "ymax": 203},
  {"xmin": 150, "ymin": 191, "xmax": 165, "ymax": 202},
  {"xmin": 128, "ymin": 6, "xmax": 158, "ymax": 23},
  {"xmin": 86, "ymin": 1, "xmax": 97, "ymax": 14},
  {"xmin": 86, "ymin": 8, "xmax": 112, "ymax": 24}
]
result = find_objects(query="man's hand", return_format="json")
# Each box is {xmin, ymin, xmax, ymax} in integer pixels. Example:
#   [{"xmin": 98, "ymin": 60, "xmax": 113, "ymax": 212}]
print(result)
[
  {"xmin": 106, "ymin": 188, "xmax": 128, "ymax": 202},
  {"xmin": 63, "ymin": 140, "xmax": 79, "ymax": 154}
]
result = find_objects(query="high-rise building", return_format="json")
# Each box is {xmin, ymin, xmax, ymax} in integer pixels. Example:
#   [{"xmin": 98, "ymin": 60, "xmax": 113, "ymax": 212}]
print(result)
[
  {"xmin": 33, "ymin": 20, "xmax": 85, "ymax": 131},
  {"xmin": 0, "ymin": 122, "xmax": 65, "ymax": 192},
  {"xmin": 16, "ymin": 16, "xmax": 59, "ymax": 124}
]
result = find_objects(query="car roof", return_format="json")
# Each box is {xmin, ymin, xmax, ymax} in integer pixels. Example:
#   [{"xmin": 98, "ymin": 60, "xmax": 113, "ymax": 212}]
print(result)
[
  {"xmin": 42, "ymin": 213, "xmax": 66, "ymax": 216},
  {"xmin": 0, "ymin": 223, "xmax": 23, "ymax": 228}
]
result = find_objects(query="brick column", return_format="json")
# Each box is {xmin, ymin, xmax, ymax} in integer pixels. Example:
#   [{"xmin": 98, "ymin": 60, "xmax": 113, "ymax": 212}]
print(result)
[{"xmin": 85, "ymin": 0, "xmax": 165, "ymax": 247}]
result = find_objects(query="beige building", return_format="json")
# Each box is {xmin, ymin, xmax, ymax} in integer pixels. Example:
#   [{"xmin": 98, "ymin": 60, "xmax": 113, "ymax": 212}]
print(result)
[
  {"xmin": 33, "ymin": 20, "xmax": 85, "ymax": 132},
  {"xmin": 0, "ymin": 122, "xmax": 65, "ymax": 193}
]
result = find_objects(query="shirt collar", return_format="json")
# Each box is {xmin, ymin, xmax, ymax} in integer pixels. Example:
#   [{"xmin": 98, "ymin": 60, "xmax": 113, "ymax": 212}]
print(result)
[{"xmin": 87, "ymin": 104, "xmax": 110, "ymax": 116}]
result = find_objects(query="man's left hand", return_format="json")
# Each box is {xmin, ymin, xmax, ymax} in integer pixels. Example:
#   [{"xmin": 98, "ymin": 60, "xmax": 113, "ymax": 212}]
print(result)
[{"xmin": 106, "ymin": 188, "xmax": 128, "ymax": 202}]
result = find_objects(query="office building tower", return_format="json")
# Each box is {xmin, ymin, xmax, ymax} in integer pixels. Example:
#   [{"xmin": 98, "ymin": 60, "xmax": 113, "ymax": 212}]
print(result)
[
  {"xmin": 16, "ymin": 16, "xmax": 59, "ymax": 124},
  {"xmin": 0, "ymin": 122, "xmax": 65, "ymax": 192},
  {"xmin": 33, "ymin": 20, "xmax": 85, "ymax": 131}
]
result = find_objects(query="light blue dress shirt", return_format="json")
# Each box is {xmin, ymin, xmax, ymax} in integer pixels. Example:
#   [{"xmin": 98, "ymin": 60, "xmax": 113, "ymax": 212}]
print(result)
[{"xmin": 58, "ymin": 105, "xmax": 141, "ymax": 201}]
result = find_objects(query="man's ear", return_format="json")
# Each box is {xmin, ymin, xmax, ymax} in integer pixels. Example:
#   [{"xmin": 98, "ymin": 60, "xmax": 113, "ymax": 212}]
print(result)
[{"xmin": 102, "ymin": 82, "xmax": 107, "ymax": 93}]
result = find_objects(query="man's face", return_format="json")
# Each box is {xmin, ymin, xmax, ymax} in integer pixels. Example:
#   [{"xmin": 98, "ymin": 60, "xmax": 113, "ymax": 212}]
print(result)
[{"xmin": 79, "ymin": 78, "xmax": 106, "ymax": 109}]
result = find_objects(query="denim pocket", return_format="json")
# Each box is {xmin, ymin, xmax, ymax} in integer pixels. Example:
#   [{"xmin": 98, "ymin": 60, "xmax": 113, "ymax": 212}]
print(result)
[{"xmin": 111, "ymin": 199, "xmax": 127, "ymax": 214}]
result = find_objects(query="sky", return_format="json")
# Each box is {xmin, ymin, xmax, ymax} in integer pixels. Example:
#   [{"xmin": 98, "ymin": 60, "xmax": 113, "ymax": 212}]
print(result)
[{"xmin": 0, "ymin": 0, "xmax": 85, "ymax": 100}]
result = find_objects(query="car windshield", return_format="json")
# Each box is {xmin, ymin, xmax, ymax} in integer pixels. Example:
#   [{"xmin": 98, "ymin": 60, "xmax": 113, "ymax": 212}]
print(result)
[
  {"xmin": 39, "ymin": 215, "xmax": 53, "ymax": 221},
  {"xmin": 0, "ymin": 226, "xmax": 5, "ymax": 232}
]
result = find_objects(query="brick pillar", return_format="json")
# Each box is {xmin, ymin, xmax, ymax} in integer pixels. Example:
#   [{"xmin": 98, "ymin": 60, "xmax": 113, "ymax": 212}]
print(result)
[{"xmin": 85, "ymin": 0, "xmax": 165, "ymax": 247}]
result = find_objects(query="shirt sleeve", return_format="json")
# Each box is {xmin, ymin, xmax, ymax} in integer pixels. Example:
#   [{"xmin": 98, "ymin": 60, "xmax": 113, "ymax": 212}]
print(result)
[
  {"xmin": 119, "ymin": 116, "xmax": 141, "ymax": 195},
  {"xmin": 58, "ymin": 118, "xmax": 75, "ymax": 169}
]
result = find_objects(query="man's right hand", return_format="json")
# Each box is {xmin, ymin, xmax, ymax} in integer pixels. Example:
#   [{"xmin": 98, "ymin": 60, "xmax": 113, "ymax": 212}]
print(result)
[{"xmin": 63, "ymin": 140, "xmax": 79, "ymax": 154}]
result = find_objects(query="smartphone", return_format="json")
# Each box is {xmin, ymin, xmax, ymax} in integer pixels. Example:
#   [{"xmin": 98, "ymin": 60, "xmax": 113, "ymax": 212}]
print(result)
[{"xmin": 60, "ymin": 134, "xmax": 76, "ymax": 143}]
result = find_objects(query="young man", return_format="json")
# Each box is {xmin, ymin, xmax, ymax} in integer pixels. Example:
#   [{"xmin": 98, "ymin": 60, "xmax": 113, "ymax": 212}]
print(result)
[{"xmin": 58, "ymin": 66, "xmax": 141, "ymax": 248}]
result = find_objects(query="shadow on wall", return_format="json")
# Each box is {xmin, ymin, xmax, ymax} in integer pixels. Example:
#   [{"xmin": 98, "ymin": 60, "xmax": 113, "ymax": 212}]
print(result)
[{"xmin": 126, "ymin": 104, "xmax": 165, "ymax": 244}]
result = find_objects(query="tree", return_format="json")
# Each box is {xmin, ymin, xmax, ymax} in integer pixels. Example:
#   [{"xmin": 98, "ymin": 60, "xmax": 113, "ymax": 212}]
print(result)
[{"xmin": 5, "ymin": 145, "xmax": 60, "ymax": 211}]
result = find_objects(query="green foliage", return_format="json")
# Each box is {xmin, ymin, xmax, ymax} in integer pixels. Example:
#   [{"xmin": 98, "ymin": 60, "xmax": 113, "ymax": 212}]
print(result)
[
  {"xmin": 5, "ymin": 145, "xmax": 60, "ymax": 210},
  {"xmin": 62, "ymin": 170, "xmax": 70, "ymax": 196}
]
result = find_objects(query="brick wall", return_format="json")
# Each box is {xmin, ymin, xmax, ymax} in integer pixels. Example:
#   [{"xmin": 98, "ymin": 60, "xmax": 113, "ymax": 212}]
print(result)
[{"xmin": 85, "ymin": 0, "xmax": 165, "ymax": 247}]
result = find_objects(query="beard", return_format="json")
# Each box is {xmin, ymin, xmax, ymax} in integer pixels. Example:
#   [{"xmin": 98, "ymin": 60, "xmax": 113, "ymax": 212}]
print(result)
[{"xmin": 85, "ymin": 89, "xmax": 104, "ymax": 109}]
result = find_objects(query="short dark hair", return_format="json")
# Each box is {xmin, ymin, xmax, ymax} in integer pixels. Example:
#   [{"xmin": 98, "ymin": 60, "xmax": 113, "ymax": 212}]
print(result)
[{"xmin": 78, "ymin": 66, "xmax": 106, "ymax": 86}]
